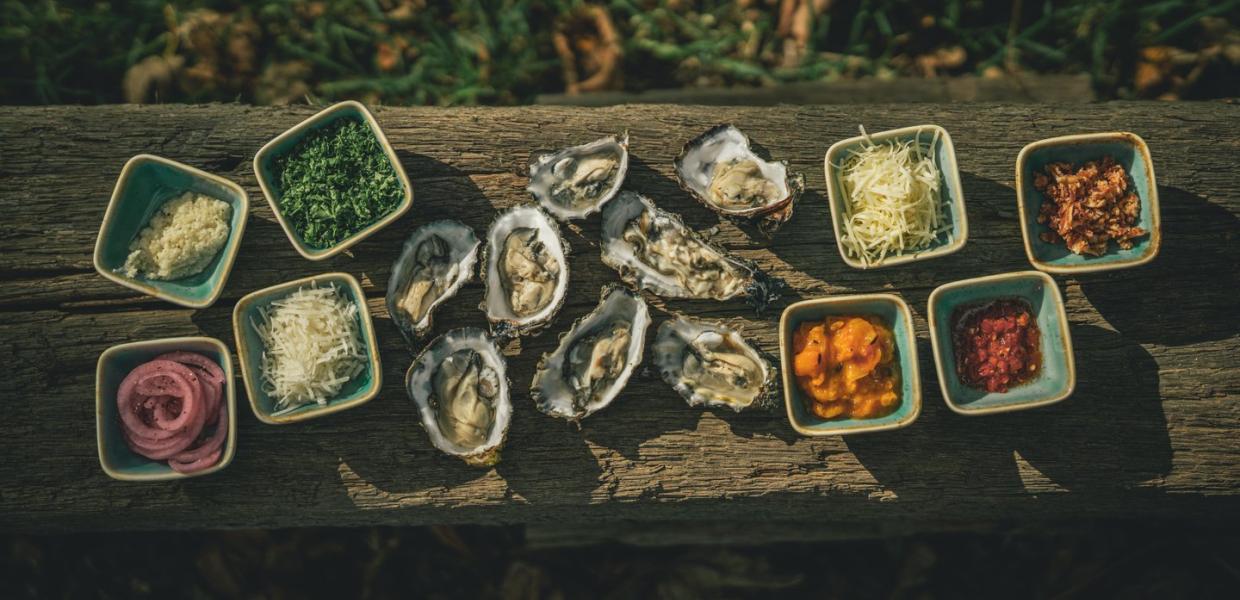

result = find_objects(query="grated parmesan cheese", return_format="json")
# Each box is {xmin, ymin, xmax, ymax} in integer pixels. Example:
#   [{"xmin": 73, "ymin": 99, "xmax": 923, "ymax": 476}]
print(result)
[
  {"xmin": 837, "ymin": 127, "xmax": 950, "ymax": 267},
  {"xmin": 253, "ymin": 283, "xmax": 366, "ymax": 413}
]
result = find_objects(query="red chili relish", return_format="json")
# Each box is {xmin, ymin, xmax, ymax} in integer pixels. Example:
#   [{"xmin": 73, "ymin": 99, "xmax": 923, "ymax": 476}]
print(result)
[{"xmin": 951, "ymin": 298, "xmax": 1041, "ymax": 393}]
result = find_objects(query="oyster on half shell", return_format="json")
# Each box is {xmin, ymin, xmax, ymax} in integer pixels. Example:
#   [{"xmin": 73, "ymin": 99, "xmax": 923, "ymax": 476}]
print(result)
[
  {"xmin": 531, "ymin": 285, "xmax": 651, "ymax": 422},
  {"xmin": 482, "ymin": 206, "xmax": 570, "ymax": 336},
  {"xmin": 674, "ymin": 124, "xmax": 805, "ymax": 233},
  {"xmin": 652, "ymin": 316, "xmax": 777, "ymax": 412},
  {"xmin": 386, "ymin": 220, "xmax": 480, "ymax": 343},
  {"xmin": 406, "ymin": 328, "xmax": 512, "ymax": 467},
  {"xmin": 528, "ymin": 133, "xmax": 629, "ymax": 221},
  {"xmin": 600, "ymin": 191, "xmax": 782, "ymax": 313}
]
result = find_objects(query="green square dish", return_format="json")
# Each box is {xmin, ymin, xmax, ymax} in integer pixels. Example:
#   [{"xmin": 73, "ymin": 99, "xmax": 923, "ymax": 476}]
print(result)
[
  {"xmin": 253, "ymin": 100, "xmax": 413, "ymax": 261},
  {"xmin": 778, "ymin": 294, "xmax": 922, "ymax": 436},
  {"xmin": 232, "ymin": 272, "xmax": 382, "ymax": 424},
  {"xmin": 93, "ymin": 154, "xmax": 249, "ymax": 308},
  {"xmin": 927, "ymin": 271, "xmax": 1076, "ymax": 415},
  {"xmin": 96, "ymin": 336, "xmax": 238, "ymax": 481},
  {"xmin": 824, "ymin": 124, "xmax": 968, "ymax": 269},
  {"xmin": 1016, "ymin": 132, "xmax": 1161, "ymax": 274}
]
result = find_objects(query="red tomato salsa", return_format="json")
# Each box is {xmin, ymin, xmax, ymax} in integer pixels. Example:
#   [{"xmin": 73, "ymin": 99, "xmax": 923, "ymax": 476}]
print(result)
[{"xmin": 951, "ymin": 299, "xmax": 1041, "ymax": 393}]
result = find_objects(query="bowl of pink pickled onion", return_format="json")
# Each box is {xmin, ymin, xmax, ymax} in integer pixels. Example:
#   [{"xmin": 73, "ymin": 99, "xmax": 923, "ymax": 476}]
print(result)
[{"xmin": 96, "ymin": 336, "xmax": 237, "ymax": 480}]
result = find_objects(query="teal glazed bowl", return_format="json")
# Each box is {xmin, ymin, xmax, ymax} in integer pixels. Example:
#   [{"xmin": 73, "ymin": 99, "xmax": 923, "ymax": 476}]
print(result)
[
  {"xmin": 253, "ymin": 100, "xmax": 413, "ymax": 261},
  {"xmin": 927, "ymin": 271, "xmax": 1076, "ymax": 416},
  {"xmin": 232, "ymin": 272, "xmax": 382, "ymax": 424},
  {"xmin": 779, "ymin": 294, "xmax": 922, "ymax": 436},
  {"xmin": 96, "ymin": 336, "xmax": 238, "ymax": 481},
  {"xmin": 93, "ymin": 154, "xmax": 249, "ymax": 308},
  {"xmin": 824, "ymin": 124, "xmax": 968, "ymax": 269},
  {"xmin": 1016, "ymin": 132, "xmax": 1161, "ymax": 274}
]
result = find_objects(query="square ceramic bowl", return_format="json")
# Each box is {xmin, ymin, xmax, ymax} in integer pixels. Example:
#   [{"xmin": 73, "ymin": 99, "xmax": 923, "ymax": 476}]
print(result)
[
  {"xmin": 93, "ymin": 154, "xmax": 249, "ymax": 308},
  {"xmin": 1015, "ymin": 131, "xmax": 1161, "ymax": 273},
  {"xmin": 253, "ymin": 100, "xmax": 413, "ymax": 261},
  {"xmin": 927, "ymin": 271, "xmax": 1076, "ymax": 415},
  {"xmin": 778, "ymin": 294, "xmax": 922, "ymax": 435},
  {"xmin": 96, "ymin": 336, "xmax": 238, "ymax": 481},
  {"xmin": 233, "ymin": 272, "xmax": 382, "ymax": 424},
  {"xmin": 824, "ymin": 124, "xmax": 968, "ymax": 269}
]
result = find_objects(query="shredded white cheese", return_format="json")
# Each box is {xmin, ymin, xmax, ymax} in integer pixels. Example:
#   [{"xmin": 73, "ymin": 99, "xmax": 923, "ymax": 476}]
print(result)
[
  {"xmin": 253, "ymin": 284, "xmax": 366, "ymax": 412},
  {"xmin": 122, "ymin": 192, "xmax": 231, "ymax": 280},
  {"xmin": 838, "ymin": 127, "xmax": 950, "ymax": 267}
]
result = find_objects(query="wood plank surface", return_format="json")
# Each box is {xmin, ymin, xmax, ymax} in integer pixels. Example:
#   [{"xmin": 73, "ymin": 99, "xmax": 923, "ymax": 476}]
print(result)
[{"xmin": 1, "ymin": 102, "xmax": 1238, "ymax": 533}]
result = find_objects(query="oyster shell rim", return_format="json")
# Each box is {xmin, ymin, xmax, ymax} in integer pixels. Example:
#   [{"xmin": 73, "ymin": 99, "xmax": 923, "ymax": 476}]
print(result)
[
  {"xmin": 527, "ymin": 132, "xmax": 630, "ymax": 221},
  {"xmin": 599, "ymin": 190, "xmax": 784, "ymax": 313},
  {"xmin": 405, "ymin": 327, "xmax": 512, "ymax": 467},
  {"xmin": 480, "ymin": 205, "xmax": 572, "ymax": 337},
  {"xmin": 673, "ymin": 123, "xmax": 806, "ymax": 232},
  {"xmin": 384, "ymin": 219, "xmax": 481, "ymax": 345},
  {"xmin": 652, "ymin": 315, "xmax": 779, "ymax": 413},
  {"xmin": 529, "ymin": 283, "xmax": 652, "ymax": 422}
]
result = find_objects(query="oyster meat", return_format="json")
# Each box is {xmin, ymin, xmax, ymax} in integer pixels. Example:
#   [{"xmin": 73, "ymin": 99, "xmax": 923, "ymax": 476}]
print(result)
[
  {"xmin": 600, "ymin": 191, "xmax": 782, "ymax": 312},
  {"xmin": 482, "ymin": 206, "xmax": 570, "ymax": 335},
  {"xmin": 674, "ymin": 124, "xmax": 805, "ymax": 232},
  {"xmin": 531, "ymin": 285, "xmax": 651, "ymax": 421},
  {"xmin": 385, "ymin": 220, "xmax": 480, "ymax": 343},
  {"xmin": 528, "ymin": 134, "xmax": 629, "ymax": 220},
  {"xmin": 653, "ymin": 317, "xmax": 776, "ymax": 412},
  {"xmin": 406, "ymin": 328, "xmax": 512, "ymax": 466}
]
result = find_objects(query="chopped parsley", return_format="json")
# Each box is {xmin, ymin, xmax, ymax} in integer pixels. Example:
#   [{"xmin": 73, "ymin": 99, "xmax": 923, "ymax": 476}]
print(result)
[{"xmin": 274, "ymin": 117, "xmax": 403, "ymax": 249}]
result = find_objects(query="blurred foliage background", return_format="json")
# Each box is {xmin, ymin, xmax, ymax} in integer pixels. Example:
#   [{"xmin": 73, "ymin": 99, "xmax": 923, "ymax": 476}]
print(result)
[
  {"xmin": 4, "ymin": 523, "xmax": 1239, "ymax": 598},
  {"xmin": 1, "ymin": 0, "xmax": 1237, "ymax": 106}
]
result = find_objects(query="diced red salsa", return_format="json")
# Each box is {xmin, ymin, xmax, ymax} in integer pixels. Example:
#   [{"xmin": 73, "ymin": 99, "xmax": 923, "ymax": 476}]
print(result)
[{"xmin": 951, "ymin": 299, "xmax": 1041, "ymax": 393}]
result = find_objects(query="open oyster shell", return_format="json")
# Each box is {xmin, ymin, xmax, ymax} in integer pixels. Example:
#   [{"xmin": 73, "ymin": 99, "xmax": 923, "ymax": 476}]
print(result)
[
  {"xmin": 674, "ymin": 124, "xmax": 805, "ymax": 233},
  {"xmin": 530, "ymin": 285, "xmax": 651, "ymax": 422},
  {"xmin": 528, "ymin": 133, "xmax": 629, "ymax": 221},
  {"xmin": 652, "ymin": 316, "xmax": 777, "ymax": 412},
  {"xmin": 600, "ymin": 191, "xmax": 783, "ymax": 313},
  {"xmin": 406, "ymin": 327, "xmax": 512, "ymax": 467},
  {"xmin": 385, "ymin": 220, "xmax": 481, "ymax": 344},
  {"xmin": 481, "ymin": 206, "xmax": 570, "ymax": 337}
]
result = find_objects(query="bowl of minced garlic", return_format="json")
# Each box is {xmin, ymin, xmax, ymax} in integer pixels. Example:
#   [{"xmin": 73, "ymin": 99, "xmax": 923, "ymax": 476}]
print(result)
[
  {"xmin": 779, "ymin": 294, "xmax": 922, "ymax": 436},
  {"xmin": 94, "ymin": 154, "xmax": 249, "ymax": 308}
]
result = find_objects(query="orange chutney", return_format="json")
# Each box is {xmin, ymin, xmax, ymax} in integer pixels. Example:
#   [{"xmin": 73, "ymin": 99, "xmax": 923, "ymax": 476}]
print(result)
[{"xmin": 792, "ymin": 315, "xmax": 900, "ymax": 420}]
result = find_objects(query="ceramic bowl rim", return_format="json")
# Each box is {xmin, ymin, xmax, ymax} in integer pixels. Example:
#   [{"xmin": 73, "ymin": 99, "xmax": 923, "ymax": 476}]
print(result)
[
  {"xmin": 1014, "ymin": 131, "xmax": 1162, "ymax": 274},
  {"xmin": 778, "ymin": 292, "xmax": 923, "ymax": 436},
  {"xmin": 95, "ymin": 335, "xmax": 238, "ymax": 481},
  {"xmin": 92, "ymin": 154, "xmax": 250, "ymax": 309},
  {"xmin": 232, "ymin": 271, "xmax": 382, "ymax": 424},
  {"xmin": 252, "ymin": 100, "xmax": 414, "ymax": 261},
  {"xmin": 926, "ymin": 270, "xmax": 1077, "ymax": 416},
  {"xmin": 823, "ymin": 124, "xmax": 969, "ymax": 270}
]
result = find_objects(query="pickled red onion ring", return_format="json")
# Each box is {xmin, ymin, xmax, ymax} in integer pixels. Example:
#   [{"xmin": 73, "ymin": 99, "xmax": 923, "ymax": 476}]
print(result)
[{"xmin": 116, "ymin": 352, "xmax": 228, "ymax": 473}]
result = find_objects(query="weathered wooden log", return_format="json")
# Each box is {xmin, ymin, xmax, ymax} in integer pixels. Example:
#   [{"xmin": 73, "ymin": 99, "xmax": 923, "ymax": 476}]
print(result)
[{"xmin": 1, "ymin": 102, "xmax": 1237, "ymax": 533}]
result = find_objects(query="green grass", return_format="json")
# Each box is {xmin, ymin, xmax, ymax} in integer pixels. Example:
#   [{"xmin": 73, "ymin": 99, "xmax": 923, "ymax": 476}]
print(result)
[{"xmin": 1, "ymin": 0, "xmax": 1236, "ymax": 105}]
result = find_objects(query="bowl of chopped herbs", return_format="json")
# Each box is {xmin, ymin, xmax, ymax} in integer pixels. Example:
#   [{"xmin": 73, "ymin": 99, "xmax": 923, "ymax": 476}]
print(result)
[{"xmin": 254, "ymin": 101, "xmax": 413, "ymax": 260}]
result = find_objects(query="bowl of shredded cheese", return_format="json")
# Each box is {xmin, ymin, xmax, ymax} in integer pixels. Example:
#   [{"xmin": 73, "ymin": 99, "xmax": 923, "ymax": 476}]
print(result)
[
  {"xmin": 824, "ymin": 125, "xmax": 968, "ymax": 269},
  {"xmin": 232, "ymin": 272, "xmax": 382, "ymax": 424}
]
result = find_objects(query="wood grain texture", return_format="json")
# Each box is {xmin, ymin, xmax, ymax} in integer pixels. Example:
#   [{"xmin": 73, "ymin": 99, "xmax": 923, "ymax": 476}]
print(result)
[{"xmin": 1, "ymin": 102, "xmax": 1238, "ymax": 533}]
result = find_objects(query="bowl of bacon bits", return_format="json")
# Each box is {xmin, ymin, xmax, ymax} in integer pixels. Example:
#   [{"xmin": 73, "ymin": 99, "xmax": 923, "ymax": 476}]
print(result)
[
  {"xmin": 928, "ymin": 271, "xmax": 1075, "ymax": 416},
  {"xmin": 1016, "ymin": 132, "xmax": 1161, "ymax": 274}
]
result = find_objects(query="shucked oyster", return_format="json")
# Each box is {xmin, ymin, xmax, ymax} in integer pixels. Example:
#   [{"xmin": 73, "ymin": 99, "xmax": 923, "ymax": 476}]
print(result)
[
  {"xmin": 653, "ymin": 316, "xmax": 777, "ymax": 412},
  {"xmin": 531, "ymin": 285, "xmax": 651, "ymax": 421},
  {"xmin": 385, "ymin": 220, "xmax": 480, "ymax": 343},
  {"xmin": 407, "ymin": 327, "xmax": 512, "ymax": 466},
  {"xmin": 600, "ymin": 191, "xmax": 782, "ymax": 313},
  {"xmin": 482, "ymin": 206, "xmax": 570, "ymax": 336},
  {"xmin": 674, "ymin": 124, "xmax": 805, "ymax": 233},
  {"xmin": 528, "ymin": 134, "xmax": 629, "ymax": 221}
]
